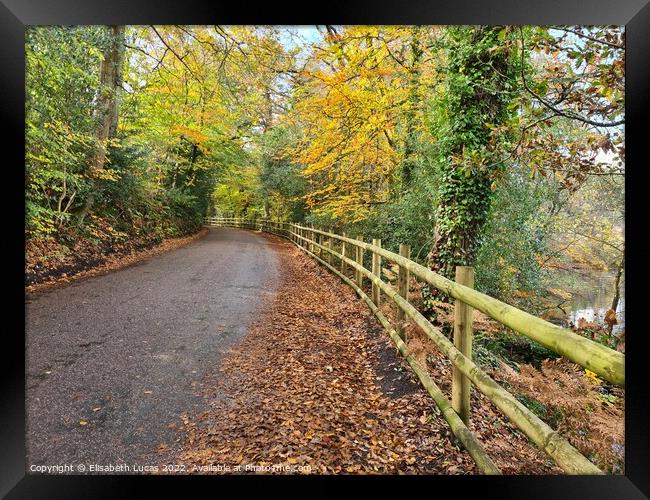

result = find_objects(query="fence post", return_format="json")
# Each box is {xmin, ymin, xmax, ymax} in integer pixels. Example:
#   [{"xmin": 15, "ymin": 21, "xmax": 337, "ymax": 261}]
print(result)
[
  {"xmin": 371, "ymin": 239, "xmax": 381, "ymax": 306},
  {"xmin": 452, "ymin": 266, "xmax": 475, "ymax": 426},
  {"xmin": 340, "ymin": 232, "xmax": 347, "ymax": 275},
  {"xmin": 397, "ymin": 244, "xmax": 411, "ymax": 341},
  {"xmin": 355, "ymin": 235, "xmax": 364, "ymax": 287},
  {"xmin": 324, "ymin": 237, "xmax": 330, "ymax": 265}
]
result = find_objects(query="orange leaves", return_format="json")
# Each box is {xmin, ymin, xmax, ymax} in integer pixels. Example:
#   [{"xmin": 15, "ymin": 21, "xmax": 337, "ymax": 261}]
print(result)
[
  {"xmin": 497, "ymin": 357, "xmax": 624, "ymax": 472},
  {"xmin": 286, "ymin": 26, "xmax": 434, "ymax": 222},
  {"xmin": 171, "ymin": 125, "xmax": 210, "ymax": 151},
  {"xmin": 177, "ymin": 240, "xmax": 477, "ymax": 474},
  {"xmin": 604, "ymin": 308, "xmax": 618, "ymax": 329}
]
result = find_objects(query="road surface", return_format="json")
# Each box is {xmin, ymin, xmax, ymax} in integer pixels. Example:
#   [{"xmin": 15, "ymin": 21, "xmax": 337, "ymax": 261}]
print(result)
[{"xmin": 26, "ymin": 227, "xmax": 278, "ymax": 471}]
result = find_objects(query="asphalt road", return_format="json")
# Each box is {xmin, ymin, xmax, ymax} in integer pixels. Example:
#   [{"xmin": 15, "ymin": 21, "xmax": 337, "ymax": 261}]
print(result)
[{"xmin": 25, "ymin": 227, "xmax": 279, "ymax": 471}]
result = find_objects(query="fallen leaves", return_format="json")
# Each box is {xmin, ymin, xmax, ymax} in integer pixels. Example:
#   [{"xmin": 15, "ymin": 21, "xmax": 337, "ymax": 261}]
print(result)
[
  {"xmin": 26, "ymin": 228, "xmax": 209, "ymax": 294},
  {"xmin": 175, "ymin": 234, "xmax": 565, "ymax": 475},
  {"xmin": 177, "ymin": 235, "xmax": 474, "ymax": 474}
]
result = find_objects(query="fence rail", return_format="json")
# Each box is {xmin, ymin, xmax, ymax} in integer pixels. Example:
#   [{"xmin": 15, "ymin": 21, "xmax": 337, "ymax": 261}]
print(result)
[{"xmin": 205, "ymin": 216, "xmax": 625, "ymax": 475}]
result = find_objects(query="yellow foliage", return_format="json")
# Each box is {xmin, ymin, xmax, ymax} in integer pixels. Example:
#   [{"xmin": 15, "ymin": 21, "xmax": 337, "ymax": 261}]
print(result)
[
  {"xmin": 584, "ymin": 369, "xmax": 603, "ymax": 385},
  {"xmin": 284, "ymin": 26, "xmax": 440, "ymax": 222}
]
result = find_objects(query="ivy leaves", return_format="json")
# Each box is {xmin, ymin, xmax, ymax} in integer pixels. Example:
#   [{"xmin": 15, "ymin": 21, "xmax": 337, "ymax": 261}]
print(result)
[{"xmin": 429, "ymin": 26, "xmax": 520, "ymax": 278}]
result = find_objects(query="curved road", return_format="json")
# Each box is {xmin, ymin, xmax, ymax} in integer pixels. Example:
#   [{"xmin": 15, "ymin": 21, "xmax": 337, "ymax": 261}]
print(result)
[{"xmin": 26, "ymin": 227, "xmax": 278, "ymax": 470}]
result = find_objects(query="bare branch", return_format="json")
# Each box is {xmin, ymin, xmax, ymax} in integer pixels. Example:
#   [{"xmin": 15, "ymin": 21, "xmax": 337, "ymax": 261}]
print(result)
[
  {"xmin": 150, "ymin": 25, "xmax": 198, "ymax": 79},
  {"xmin": 519, "ymin": 27, "xmax": 624, "ymax": 128},
  {"xmin": 550, "ymin": 26, "xmax": 624, "ymax": 50}
]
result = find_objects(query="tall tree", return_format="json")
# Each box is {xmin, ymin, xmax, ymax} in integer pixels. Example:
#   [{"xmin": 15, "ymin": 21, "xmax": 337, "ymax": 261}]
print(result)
[
  {"xmin": 428, "ymin": 26, "xmax": 519, "ymax": 279},
  {"xmin": 400, "ymin": 26, "xmax": 424, "ymax": 187},
  {"xmin": 78, "ymin": 25, "xmax": 126, "ymax": 225},
  {"xmin": 288, "ymin": 26, "xmax": 437, "ymax": 222}
]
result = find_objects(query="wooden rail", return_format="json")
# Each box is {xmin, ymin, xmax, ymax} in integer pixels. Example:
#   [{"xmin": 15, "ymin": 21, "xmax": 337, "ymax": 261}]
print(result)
[{"xmin": 205, "ymin": 216, "xmax": 624, "ymax": 475}]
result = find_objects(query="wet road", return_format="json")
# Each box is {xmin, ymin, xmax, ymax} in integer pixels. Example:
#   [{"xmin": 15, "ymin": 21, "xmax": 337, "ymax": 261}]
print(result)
[{"xmin": 26, "ymin": 227, "xmax": 279, "ymax": 470}]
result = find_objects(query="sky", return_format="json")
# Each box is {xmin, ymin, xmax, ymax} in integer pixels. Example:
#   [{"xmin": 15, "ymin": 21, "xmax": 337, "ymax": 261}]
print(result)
[{"xmin": 277, "ymin": 26, "xmax": 322, "ymax": 50}]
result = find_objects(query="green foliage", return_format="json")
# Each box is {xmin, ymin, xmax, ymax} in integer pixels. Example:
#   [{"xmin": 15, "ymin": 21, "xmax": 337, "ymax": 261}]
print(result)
[
  {"xmin": 258, "ymin": 127, "xmax": 307, "ymax": 221},
  {"xmin": 100, "ymin": 140, "xmax": 201, "ymax": 242},
  {"xmin": 25, "ymin": 26, "xmax": 105, "ymax": 237},
  {"xmin": 472, "ymin": 334, "xmax": 503, "ymax": 370},
  {"xmin": 428, "ymin": 26, "xmax": 521, "ymax": 279},
  {"xmin": 474, "ymin": 163, "xmax": 552, "ymax": 306},
  {"xmin": 348, "ymin": 172, "xmax": 437, "ymax": 262},
  {"xmin": 474, "ymin": 330, "xmax": 561, "ymax": 371},
  {"xmin": 515, "ymin": 394, "xmax": 564, "ymax": 429}
]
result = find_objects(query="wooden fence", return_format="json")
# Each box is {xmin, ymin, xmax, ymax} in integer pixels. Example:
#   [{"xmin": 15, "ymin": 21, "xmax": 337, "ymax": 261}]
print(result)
[{"xmin": 205, "ymin": 216, "xmax": 625, "ymax": 475}]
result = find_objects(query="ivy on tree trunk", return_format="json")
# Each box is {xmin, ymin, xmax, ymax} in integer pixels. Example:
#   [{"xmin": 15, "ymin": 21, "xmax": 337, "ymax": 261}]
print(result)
[{"xmin": 428, "ymin": 26, "xmax": 519, "ymax": 279}]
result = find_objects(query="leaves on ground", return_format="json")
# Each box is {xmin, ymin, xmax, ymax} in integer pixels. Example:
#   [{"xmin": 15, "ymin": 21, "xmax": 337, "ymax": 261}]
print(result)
[
  {"xmin": 179, "ymin": 236, "xmax": 477, "ymax": 474},
  {"xmin": 178, "ymin": 235, "xmax": 564, "ymax": 474},
  {"xmin": 26, "ymin": 227, "xmax": 208, "ymax": 294}
]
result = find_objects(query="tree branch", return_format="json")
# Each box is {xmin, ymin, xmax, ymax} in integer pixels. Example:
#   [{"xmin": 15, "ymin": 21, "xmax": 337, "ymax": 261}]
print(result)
[
  {"xmin": 150, "ymin": 25, "xmax": 197, "ymax": 79},
  {"xmin": 550, "ymin": 26, "xmax": 624, "ymax": 50},
  {"xmin": 519, "ymin": 27, "xmax": 624, "ymax": 128}
]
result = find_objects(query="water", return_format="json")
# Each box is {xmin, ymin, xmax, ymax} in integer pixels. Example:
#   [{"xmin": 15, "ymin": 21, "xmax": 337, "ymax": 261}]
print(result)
[{"xmin": 566, "ymin": 272, "xmax": 625, "ymax": 335}]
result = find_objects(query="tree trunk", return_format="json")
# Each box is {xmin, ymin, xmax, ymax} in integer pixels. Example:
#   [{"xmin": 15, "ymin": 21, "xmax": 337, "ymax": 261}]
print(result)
[
  {"xmin": 428, "ymin": 27, "xmax": 517, "ymax": 280},
  {"xmin": 262, "ymin": 88, "xmax": 273, "ymax": 132},
  {"xmin": 78, "ymin": 25, "xmax": 125, "ymax": 225},
  {"xmin": 401, "ymin": 27, "xmax": 422, "ymax": 186},
  {"xmin": 610, "ymin": 253, "xmax": 624, "ymax": 313}
]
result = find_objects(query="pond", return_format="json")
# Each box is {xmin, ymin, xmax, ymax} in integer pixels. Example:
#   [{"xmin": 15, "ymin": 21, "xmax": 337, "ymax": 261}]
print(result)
[{"xmin": 565, "ymin": 271, "xmax": 625, "ymax": 335}]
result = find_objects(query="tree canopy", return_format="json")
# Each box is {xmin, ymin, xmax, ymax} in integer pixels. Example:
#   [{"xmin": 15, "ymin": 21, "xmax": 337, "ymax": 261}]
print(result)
[{"xmin": 26, "ymin": 24, "xmax": 624, "ymax": 320}]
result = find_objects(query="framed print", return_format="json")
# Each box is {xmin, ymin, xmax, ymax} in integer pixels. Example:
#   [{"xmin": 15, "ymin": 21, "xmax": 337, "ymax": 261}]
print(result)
[{"xmin": 2, "ymin": 0, "xmax": 649, "ymax": 497}]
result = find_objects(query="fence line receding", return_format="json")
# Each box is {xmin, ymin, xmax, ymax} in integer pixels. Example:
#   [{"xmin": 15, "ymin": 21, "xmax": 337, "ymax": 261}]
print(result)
[{"xmin": 205, "ymin": 216, "xmax": 625, "ymax": 475}]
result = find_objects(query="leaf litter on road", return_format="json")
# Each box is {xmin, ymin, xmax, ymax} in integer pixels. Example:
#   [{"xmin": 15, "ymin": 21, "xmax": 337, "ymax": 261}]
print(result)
[{"xmin": 177, "ymin": 234, "xmax": 558, "ymax": 474}]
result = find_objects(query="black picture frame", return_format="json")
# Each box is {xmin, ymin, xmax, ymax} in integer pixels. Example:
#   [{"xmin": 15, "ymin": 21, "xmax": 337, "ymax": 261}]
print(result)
[{"xmin": 2, "ymin": 1, "xmax": 649, "ymax": 497}]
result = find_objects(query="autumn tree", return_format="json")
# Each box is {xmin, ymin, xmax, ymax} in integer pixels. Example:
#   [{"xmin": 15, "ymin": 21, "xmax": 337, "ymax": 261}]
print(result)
[
  {"xmin": 78, "ymin": 25, "xmax": 126, "ymax": 225},
  {"xmin": 287, "ymin": 26, "xmax": 437, "ymax": 223},
  {"xmin": 513, "ymin": 26, "xmax": 624, "ymax": 192},
  {"xmin": 26, "ymin": 26, "xmax": 106, "ymax": 235}
]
